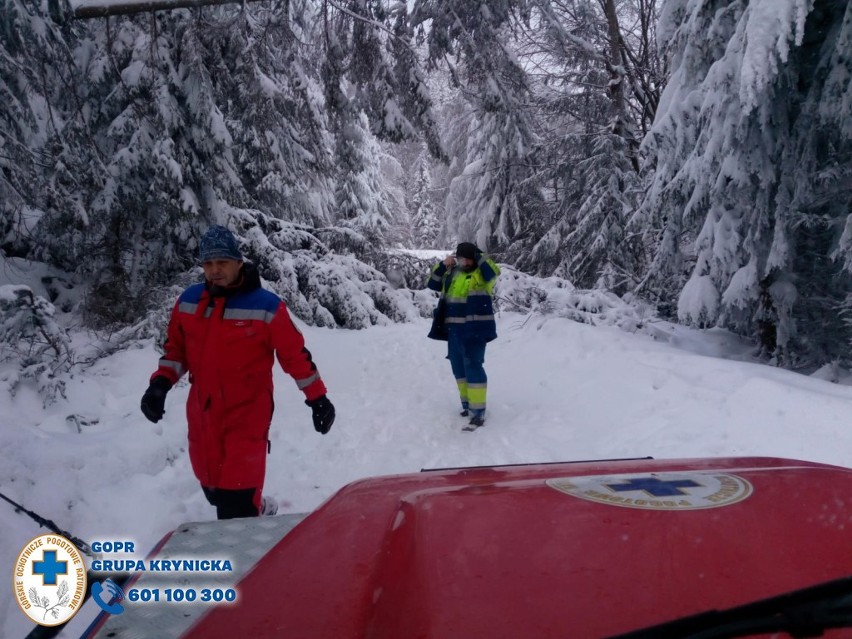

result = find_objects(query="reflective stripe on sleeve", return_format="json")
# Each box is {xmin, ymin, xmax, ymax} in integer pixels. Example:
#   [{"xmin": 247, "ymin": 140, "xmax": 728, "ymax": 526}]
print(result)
[
  {"xmin": 158, "ymin": 358, "xmax": 185, "ymax": 376},
  {"xmin": 295, "ymin": 372, "xmax": 320, "ymax": 390}
]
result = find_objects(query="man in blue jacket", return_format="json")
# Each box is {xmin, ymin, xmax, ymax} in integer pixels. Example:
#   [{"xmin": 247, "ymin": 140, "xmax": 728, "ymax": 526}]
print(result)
[{"xmin": 428, "ymin": 242, "xmax": 500, "ymax": 430}]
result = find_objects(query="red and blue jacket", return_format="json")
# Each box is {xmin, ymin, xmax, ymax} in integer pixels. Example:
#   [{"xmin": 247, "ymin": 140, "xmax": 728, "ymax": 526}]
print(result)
[{"xmin": 151, "ymin": 263, "xmax": 326, "ymax": 489}]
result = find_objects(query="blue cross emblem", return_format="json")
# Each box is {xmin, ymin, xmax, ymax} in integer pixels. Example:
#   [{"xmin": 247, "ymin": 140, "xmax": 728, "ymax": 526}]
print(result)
[
  {"xmin": 605, "ymin": 477, "xmax": 702, "ymax": 497},
  {"xmin": 33, "ymin": 550, "xmax": 68, "ymax": 585}
]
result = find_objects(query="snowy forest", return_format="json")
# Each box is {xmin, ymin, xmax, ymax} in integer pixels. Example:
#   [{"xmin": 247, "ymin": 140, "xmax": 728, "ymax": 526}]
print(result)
[{"xmin": 2, "ymin": 0, "xmax": 852, "ymax": 402}]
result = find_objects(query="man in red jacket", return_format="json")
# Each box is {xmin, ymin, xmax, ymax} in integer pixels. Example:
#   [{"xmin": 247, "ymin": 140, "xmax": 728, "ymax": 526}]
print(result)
[{"xmin": 140, "ymin": 225, "xmax": 335, "ymax": 519}]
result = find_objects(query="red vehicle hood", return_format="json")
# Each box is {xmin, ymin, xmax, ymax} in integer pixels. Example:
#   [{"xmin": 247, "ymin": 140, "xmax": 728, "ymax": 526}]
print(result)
[{"xmin": 89, "ymin": 456, "xmax": 852, "ymax": 638}]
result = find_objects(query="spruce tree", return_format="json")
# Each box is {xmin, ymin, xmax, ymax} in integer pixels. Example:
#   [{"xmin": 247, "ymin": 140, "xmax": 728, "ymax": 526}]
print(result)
[
  {"xmin": 410, "ymin": 150, "xmax": 439, "ymax": 248},
  {"xmin": 637, "ymin": 0, "xmax": 852, "ymax": 366},
  {"xmin": 413, "ymin": 0, "xmax": 539, "ymax": 251}
]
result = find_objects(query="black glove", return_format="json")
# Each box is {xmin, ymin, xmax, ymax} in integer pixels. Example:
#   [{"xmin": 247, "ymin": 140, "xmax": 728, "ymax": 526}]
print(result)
[
  {"xmin": 141, "ymin": 376, "xmax": 172, "ymax": 423},
  {"xmin": 306, "ymin": 395, "xmax": 335, "ymax": 434}
]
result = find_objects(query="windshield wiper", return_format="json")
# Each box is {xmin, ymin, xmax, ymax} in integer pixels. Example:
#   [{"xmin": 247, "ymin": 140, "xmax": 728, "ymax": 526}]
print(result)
[{"xmin": 606, "ymin": 575, "xmax": 852, "ymax": 639}]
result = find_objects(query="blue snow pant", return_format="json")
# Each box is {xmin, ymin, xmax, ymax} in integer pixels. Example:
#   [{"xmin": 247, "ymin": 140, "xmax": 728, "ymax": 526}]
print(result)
[{"xmin": 447, "ymin": 328, "xmax": 487, "ymax": 417}]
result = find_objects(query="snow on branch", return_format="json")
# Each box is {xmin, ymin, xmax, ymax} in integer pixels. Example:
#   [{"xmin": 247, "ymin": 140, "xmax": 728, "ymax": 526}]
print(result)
[
  {"xmin": 0, "ymin": 285, "xmax": 73, "ymax": 406},
  {"xmin": 225, "ymin": 207, "xmax": 428, "ymax": 328},
  {"xmin": 72, "ymin": 0, "xmax": 243, "ymax": 19},
  {"xmin": 496, "ymin": 265, "xmax": 656, "ymax": 336},
  {"xmin": 740, "ymin": 0, "xmax": 812, "ymax": 113}
]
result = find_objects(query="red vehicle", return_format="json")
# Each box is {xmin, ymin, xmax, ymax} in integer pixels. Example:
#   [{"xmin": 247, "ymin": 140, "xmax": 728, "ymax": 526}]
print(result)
[{"xmin": 76, "ymin": 456, "xmax": 852, "ymax": 638}]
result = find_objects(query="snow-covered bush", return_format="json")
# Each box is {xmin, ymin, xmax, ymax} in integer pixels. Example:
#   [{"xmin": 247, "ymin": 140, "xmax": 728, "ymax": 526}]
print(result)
[
  {"xmin": 0, "ymin": 285, "xmax": 72, "ymax": 405},
  {"xmin": 228, "ymin": 208, "xmax": 427, "ymax": 327},
  {"xmin": 678, "ymin": 274, "xmax": 720, "ymax": 329},
  {"xmin": 374, "ymin": 250, "xmax": 436, "ymax": 290},
  {"xmin": 496, "ymin": 266, "xmax": 652, "ymax": 334}
]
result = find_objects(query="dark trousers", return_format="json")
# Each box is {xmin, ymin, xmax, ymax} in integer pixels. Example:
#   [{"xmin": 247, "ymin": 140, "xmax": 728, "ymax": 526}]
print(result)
[{"xmin": 202, "ymin": 486, "xmax": 259, "ymax": 519}]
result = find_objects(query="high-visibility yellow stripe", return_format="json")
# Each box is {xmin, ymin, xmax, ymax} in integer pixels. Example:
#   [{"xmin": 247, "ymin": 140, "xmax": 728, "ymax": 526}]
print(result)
[
  {"xmin": 467, "ymin": 383, "xmax": 486, "ymax": 410},
  {"xmin": 456, "ymin": 378, "xmax": 468, "ymax": 403}
]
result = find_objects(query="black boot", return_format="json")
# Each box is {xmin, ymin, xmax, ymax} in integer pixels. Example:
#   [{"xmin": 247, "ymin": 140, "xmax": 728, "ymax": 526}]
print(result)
[
  {"xmin": 463, "ymin": 414, "xmax": 485, "ymax": 431},
  {"xmin": 202, "ymin": 487, "xmax": 259, "ymax": 519}
]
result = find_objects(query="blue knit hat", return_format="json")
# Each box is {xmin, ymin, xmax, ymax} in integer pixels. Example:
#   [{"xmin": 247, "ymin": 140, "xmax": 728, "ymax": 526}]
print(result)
[{"xmin": 199, "ymin": 225, "xmax": 243, "ymax": 262}]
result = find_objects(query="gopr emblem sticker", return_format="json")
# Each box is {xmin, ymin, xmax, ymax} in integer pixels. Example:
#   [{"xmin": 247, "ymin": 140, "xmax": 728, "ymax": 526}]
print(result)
[
  {"xmin": 547, "ymin": 472, "xmax": 752, "ymax": 510},
  {"xmin": 13, "ymin": 534, "xmax": 88, "ymax": 626}
]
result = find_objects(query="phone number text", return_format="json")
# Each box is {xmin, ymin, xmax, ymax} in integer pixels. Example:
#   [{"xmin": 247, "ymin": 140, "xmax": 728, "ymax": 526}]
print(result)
[{"xmin": 127, "ymin": 588, "xmax": 236, "ymax": 603}]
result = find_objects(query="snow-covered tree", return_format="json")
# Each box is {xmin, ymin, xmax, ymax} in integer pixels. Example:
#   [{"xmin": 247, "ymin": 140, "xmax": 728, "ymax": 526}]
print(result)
[
  {"xmin": 410, "ymin": 150, "xmax": 439, "ymax": 248},
  {"xmin": 25, "ymin": 6, "xmax": 336, "ymax": 325},
  {"xmin": 430, "ymin": 91, "xmax": 473, "ymax": 248},
  {"xmin": 510, "ymin": 0, "xmax": 659, "ymax": 289},
  {"xmin": 413, "ymin": 0, "xmax": 539, "ymax": 252},
  {"xmin": 219, "ymin": 7, "xmax": 336, "ymax": 226},
  {"xmin": 413, "ymin": 0, "xmax": 660, "ymax": 278},
  {"xmin": 2, "ymin": 0, "xmax": 452, "ymax": 331},
  {"xmin": 333, "ymin": 108, "xmax": 393, "ymax": 246},
  {"xmin": 319, "ymin": 0, "xmax": 443, "ymax": 152},
  {"xmin": 319, "ymin": 1, "xmax": 444, "ymax": 257},
  {"xmin": 0, "ymin": 285, "xmax": 72, "ymax": 405},
  {"xmin": 636, "ymin": 0, "xmax": 852, "ymax": 366},
  {"xmin": 0, "ymin": 0, "xmax": 90, "ymax": 261}
]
